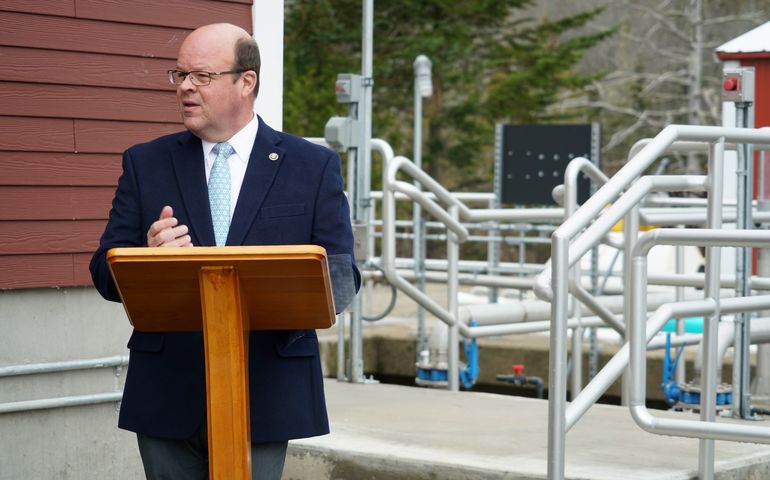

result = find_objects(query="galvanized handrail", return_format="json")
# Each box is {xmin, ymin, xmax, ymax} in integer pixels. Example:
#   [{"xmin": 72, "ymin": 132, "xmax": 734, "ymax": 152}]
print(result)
[
  {"xmin": 0, "ymin": 355, "xmax": 128, "ymax": 414},
  {"xmin": 547, "ymin": 125, "xmax": 770, "ymax": 480},
  {"xmin": 630, "ymin": 229, "xmax": 770, "ymax": 443}
]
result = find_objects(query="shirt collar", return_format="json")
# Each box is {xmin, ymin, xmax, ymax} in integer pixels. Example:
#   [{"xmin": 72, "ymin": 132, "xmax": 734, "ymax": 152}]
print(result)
[{"xmin": 201, "ymin": 114, "xmax": 259, "ymax": 163}]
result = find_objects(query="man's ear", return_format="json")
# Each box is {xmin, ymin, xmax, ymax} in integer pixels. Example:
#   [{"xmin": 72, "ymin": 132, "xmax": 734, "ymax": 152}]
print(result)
[{"xmin": 241, "ymin": 70, "xmax": 258, "ymax": 98}]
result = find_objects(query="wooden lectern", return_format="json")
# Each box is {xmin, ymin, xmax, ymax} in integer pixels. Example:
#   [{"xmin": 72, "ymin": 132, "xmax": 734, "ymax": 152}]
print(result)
[{"xmin": 107, "ymin": 245, "xmax": 336, "ymax": 480}]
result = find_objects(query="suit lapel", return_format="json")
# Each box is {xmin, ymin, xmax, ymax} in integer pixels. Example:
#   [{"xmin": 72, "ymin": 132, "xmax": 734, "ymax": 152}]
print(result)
[
  {"xmin": 227, "ymin": 118, "xmax": 284, "ymax": 246},
  {"xmin": 171, "ymin": 133, "xmax": 216, "ymax": 247}
]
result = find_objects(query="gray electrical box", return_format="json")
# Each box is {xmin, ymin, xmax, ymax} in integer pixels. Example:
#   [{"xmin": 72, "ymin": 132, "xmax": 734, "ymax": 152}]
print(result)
[
  {"xmin": 335, "ymin": 73, "xmax": 362, "ymax": 104},
  {"xmin": 325, "ymin": 116, "xmax": 358, "ymax": 152},
  {"xmin": 722, "ymin": 67, "xmax": 755, "ymax": 103}
]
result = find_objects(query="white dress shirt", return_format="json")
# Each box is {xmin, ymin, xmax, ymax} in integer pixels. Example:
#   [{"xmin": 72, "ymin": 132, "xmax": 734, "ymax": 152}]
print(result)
[{"xmin": 201, "ymin": 114, "xmax": 259, "ymax": 221}]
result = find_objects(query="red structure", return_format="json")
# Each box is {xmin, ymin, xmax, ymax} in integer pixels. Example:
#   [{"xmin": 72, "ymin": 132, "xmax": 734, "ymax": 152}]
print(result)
[
  {"xmin": 716, "ymin": 22, "xmax": 770, "ymax": 129},
  {"xmin": 716, "ymin": 22, "xmax": 770, "ymax": 273},
  {"xmin": 0, "ymin": 2, "xmax": 252, "ymax": 289}
]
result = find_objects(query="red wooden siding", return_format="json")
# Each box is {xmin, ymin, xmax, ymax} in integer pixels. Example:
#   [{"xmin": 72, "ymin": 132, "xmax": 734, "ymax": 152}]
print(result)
[{"xmin": 0, "ymin": 2, "xmax": 253, "ymax": 289}]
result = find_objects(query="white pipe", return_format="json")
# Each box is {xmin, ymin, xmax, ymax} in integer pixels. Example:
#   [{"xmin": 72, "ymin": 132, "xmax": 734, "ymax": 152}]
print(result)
[
  {"xmin": 692, "ymin": 317, "xmax": 770, "ymax": 381},
  {"xmin": 458, "ymin": 291, "xmax": 703, "ymax": 327}
]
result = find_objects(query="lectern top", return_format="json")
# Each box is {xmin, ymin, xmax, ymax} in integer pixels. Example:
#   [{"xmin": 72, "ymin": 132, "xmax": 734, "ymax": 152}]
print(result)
[{"xmin": 107, "ymin": 245, "xmax": 335, "ymax": 332}]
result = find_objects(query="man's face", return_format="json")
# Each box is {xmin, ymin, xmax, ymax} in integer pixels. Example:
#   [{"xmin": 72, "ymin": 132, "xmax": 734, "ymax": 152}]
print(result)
[{"xmin": 175, "ymin": 28, "xmax": 247, "ymax": 142}]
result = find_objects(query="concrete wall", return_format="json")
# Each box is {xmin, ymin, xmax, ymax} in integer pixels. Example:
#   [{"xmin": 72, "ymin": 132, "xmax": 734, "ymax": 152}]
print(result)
[{"xmin": 0, "ymin": 287, "xmax": 142, "ymax": 480}]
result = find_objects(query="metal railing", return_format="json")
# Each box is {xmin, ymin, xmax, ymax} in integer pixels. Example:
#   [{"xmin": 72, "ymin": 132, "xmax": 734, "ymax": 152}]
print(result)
[
  {"xmin": 0, "ymin": 355, "xmax": 128, "ymax": 414},
  {"xmin": 544, "ymin": 125, "xmax": 770, "ymax": 480}
]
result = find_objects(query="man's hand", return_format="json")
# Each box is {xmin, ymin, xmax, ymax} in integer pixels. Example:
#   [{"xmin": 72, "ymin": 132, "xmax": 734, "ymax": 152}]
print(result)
[{"xmin": 147, "ymin": 206, "xmax": 193, "ymax": 247}]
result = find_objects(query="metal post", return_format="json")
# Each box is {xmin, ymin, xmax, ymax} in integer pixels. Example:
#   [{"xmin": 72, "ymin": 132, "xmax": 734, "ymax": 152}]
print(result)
[
  {"xmin": 547, "ymin": 234, "xmax": 570, "ymax": 480},
  {"xmin": 621, "ymin": 205, "xmax": 639, "ymax": 405},
  {"xmin": 755, "ymin": 151, "xmax": 770, "ymax": 405},
  {"xmin": 347, "ymin": 0, "xmax": 375, "ymax": 383},
  {"xmin": 487, "ymin": 196, "xmax": 500, "ymax": 304},
  {"xmin": 571, "ymin": 321, "xmax": 583, "ymax": 397},
  {"xmin": 448, "ymin": 205, "xmax": 460, "ymax": 392},
  {"xmin": 733, "ymin": 98, "xmax": 755, "ymax": 418},
  {"xmin": 337, "ymin": 312, "xmax": 346, "ymax": 381},
  {"xmin": 675, "ymin": 242, "xmax": 686, "ymax": 384},
  {"xmin": 414, "ymin": 55, "xmax": 432, "ymax": 361},
  {"xmin": 490, "ymin": 124, "xmax": 504, "ymax": 304},
  {"xmin": 699, "ymin": 137, "xmax": 725, "ymax": 479},
  {"xmin": 570, "ymin": 218, "xmax": 584, "ymax": 396}
]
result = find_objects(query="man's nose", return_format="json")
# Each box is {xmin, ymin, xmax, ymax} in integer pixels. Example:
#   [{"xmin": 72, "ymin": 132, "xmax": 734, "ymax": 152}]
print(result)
[{"xmin": 179, "ymin": 74, "xmax": 197, "ymax": 91}]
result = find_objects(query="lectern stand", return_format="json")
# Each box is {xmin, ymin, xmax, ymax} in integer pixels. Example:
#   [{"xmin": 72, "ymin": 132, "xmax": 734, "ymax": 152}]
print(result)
[{"xmin": 107, "ymin": 245, "xmax": 336, "ymax": 480}]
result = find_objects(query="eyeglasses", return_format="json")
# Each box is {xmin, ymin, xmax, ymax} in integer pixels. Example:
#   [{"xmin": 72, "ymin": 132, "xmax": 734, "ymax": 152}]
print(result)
[{"xmin": 167, "ymin": 69, "xmax": 246, "ymax": 86}]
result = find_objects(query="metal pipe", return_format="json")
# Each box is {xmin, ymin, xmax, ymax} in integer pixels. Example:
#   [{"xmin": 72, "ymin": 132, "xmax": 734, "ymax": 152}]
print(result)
[
  {"xmin": 733, "ymin": 100, "xmax": 755, "ymax": 419},
  {"xmin": 628, "ymin": 298, "xmax": 770, "ymax": 443},
  {"xmin": 647, "ymin": 273, "xmax": 770, "ymax": 291},
  {"xmin": 702, "ymin": 139, "xmax": 725, "ymax": 479},
  {"xmin": 337, "ymin": 312, "xmax": 346, "ymax": 381},
  {"xmin": 0, "ymin": 355, "xmax": 128, "ymax": 377},
  {"xmin": 629, "ymin": 229, "xmax": 770, "ymax": 449},
  {"xmin": 0, "ymin": 355, "xmax": 128, "ymax": 415},
  {"xmin": 572, "ymin": 175, "xmax": 708, "ymax": 266},
  {"xmin": 547, "ymin": 233, "xmax": 569, "ymax": 480},
  {"xmin": 558, "ymin": 126, "xmax": 770, "ymax": 246},
  {"xmin": 563, "ymin": 157, "xmax": 609, "ymax": 399},
  {"xmin": 448, "ymin": 205, "xmax": 460, "ymax": 392},
  {"xmin": 570, "ymin": 282, "xmax": 625, "ymax": 335},
  {"xmin": 0, "ymin": 392, "xmax": 123, "ymax": 415},
  {"xmin": 468, "ymin": 317, "xmax": 604, "ymax": 337},
  {"xmin": 343, "ymin": 0, "xmax": 375, "ymax": 385},
  {"xmin": 620, "ymin": 204, "xmax": 640, "ymax": 407},
  {"xmin": 413, "ymin": 54, "xmax": 431, "ymax": 365},
  {"xmin": 380, "ymin": 146, "xmax": 470, "ymax": 338},
  {"xmin": 571, "ymin": 321, "xmax": 583, "ymax": 397},
  {"xmin": 675, "ymin": 243, "xmax": 686, "ymax": 384},
  {"xmin": 692, "ymin": 318, "xmax": 770, "ymax": 383},
  {"xmin": 569, "ymin": 293, "xmax": 770, "ymax": 432},
  {"xmin": 392, "ymin": 182, "xmax": 468, "ymax": 239},
  {"xmin": 567, "ymin": 299, "xmax": 716, "ymax": 431},
  {"xmin": 548, "ymin": 126, "xmax": 770, "ymax": 478}
]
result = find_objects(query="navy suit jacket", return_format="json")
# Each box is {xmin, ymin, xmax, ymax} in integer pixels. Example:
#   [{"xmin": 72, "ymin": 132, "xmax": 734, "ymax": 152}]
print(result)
[{"xmin": 90, "ymin": 117, "xmax": 359, "ymax": 442}]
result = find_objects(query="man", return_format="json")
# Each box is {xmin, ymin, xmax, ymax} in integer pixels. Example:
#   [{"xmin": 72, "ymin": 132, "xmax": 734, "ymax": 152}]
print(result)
[{"xmin": 90, "ymin": 23, "xmax": 359, "ymax": 479}]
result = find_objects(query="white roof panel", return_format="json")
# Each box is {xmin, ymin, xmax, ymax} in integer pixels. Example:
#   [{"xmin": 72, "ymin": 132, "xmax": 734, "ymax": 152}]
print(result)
[{"xmin": 716, "ymin": 21, "xmax": 770, "ymax": 54}]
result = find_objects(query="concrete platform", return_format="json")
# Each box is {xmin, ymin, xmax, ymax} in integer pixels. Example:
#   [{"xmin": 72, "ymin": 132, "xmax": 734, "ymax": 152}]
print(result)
[{"xmin": 284, "ymin": 379, "xmax": 770, "ymax": 480}]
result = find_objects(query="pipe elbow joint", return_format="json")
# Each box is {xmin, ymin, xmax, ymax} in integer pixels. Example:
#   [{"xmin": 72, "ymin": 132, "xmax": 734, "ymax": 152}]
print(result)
[
  {"xmin": 533, "ymin": 259, "xmax": 553, "ymax": 302},
  {"xmin": 630, "ymin": 404, "xmax": 656, "ymax": 434}
]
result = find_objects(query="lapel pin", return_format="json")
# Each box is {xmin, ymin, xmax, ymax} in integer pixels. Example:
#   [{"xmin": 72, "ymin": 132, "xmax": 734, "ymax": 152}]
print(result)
[{"xmin": 268, "ymin": 152, "xmax": 279, "ymax": 161}]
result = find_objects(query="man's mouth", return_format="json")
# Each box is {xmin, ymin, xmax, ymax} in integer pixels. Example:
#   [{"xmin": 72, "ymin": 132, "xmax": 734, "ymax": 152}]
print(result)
[{"xmin": 181, "ymin": 99, "xmax": 200, "ymax": 112}]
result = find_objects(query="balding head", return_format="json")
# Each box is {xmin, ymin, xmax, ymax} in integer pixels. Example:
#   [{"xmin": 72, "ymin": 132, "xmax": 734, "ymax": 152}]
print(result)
[
  {"xmin": 181, "ymin": 23, "xmax": 260, "ymax": 98},
  {"xmin": 174, "ymin": 23, "xmax": 260, "ymax": 142}
]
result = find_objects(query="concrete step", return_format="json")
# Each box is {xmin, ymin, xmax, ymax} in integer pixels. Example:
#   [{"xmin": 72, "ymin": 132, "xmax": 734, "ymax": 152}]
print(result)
[{"xmin": 284, "ymin": 379, "xmax": 770, "ymax": 480}]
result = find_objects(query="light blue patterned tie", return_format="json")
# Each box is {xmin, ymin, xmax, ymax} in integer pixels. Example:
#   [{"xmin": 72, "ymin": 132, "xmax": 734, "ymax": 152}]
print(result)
[{"xmin": 209, "ymin": 142, "xmax": 233, "ymax": 246}]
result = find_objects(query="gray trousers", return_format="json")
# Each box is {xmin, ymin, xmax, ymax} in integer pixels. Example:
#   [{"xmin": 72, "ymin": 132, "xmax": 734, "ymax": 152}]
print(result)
[{"xmin": 136, "ymin": 422, "xmax": 287, "ymax": 480}]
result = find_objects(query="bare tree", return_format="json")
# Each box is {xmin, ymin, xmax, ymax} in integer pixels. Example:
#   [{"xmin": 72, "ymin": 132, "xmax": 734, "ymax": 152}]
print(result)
[{"xmin": 547, "ymin": 0, "xmax": 765, "ymax": 172}]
